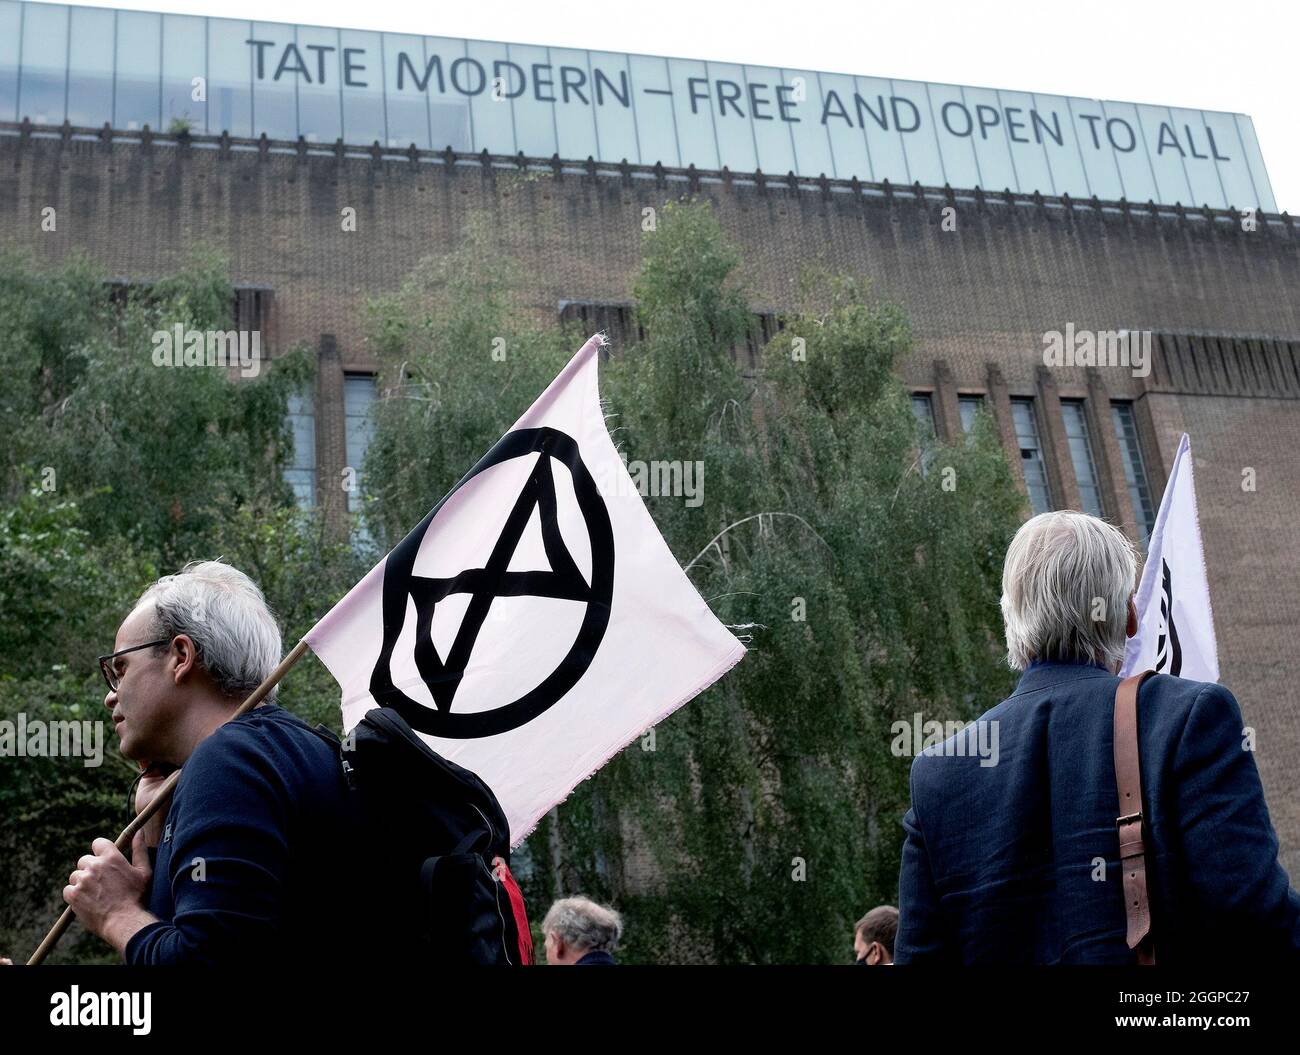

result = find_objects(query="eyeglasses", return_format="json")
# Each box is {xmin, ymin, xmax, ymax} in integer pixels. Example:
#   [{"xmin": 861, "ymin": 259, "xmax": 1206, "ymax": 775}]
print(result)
[{"xmin": 98, "ymin": 638, "xmax": 171, "ymax": 693}]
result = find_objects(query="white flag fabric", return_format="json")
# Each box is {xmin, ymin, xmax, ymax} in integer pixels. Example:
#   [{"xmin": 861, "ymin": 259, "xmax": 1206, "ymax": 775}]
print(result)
[
  {"xmin": 1121, "ymin": 433, "xmax": 1219, "ymax": 681},
  {"xmin": 305, "ymin": 336, "xmax": 746, "ymax": 843}
]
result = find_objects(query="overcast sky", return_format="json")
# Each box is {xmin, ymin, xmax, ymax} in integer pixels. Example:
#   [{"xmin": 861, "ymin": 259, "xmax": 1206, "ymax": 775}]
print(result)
[{"xmin": 61, "ymin": 0, "xmax": 1299, "ymax": 212}]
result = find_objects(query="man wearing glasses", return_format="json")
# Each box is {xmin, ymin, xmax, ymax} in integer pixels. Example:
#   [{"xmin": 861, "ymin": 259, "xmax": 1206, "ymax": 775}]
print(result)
[{"xmin": 61, "ymin": 560, "xmax": 370, "ymax": 963}]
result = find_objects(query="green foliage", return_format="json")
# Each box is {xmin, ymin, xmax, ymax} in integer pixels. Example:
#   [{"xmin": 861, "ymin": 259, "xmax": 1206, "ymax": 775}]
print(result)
[
  {"xmin": 0, "ymin": 200, "xmax": 1025, "ymax": 964},
  {"xmin": 0, "ymin": 250, "xmax": 314, "ymax": 564},
  {"xmin": 0, "ymin": 252, "xmax": 340, "ymax": 962},
  {"xmin": 0, "ymin": 487, "xmax": 153, "ymax": 962},
  {"xmin": 359, "ymin": 214, "xmax": 574, "ymax": 547},
  {"xmin": 364, "ymin": 197, "xmax": 1026, "ymax": 963},
  {"xmin": 0, "ymin": 486, "xmax": 149, "ymax": 673}
]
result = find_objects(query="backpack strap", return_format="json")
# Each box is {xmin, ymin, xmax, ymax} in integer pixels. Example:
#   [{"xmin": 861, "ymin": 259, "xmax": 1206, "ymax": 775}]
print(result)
[
  {"xmin": 1114, "ymin": 670, "xmax": 1158, "ymax": 965},
  {"xmin": 307, "ymin": 722, "xmax": 361, "ymax": 789},
  {"xmin": 310, "ymin": 723, "xmax": 341, "ymax": 748}
]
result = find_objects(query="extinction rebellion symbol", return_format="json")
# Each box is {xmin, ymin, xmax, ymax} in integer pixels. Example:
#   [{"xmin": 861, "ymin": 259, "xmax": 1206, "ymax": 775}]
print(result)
[
  {"xmin": 1155, "ymin": 558, "xmax": 1182, "ymax": 676},
  {"xmin": 369, "ymin": 427, "xmax": 615, "ymax": 738}
]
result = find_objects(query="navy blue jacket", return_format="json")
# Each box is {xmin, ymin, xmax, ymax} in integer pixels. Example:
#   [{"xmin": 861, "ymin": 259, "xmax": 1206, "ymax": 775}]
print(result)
[
  {"xmin": 895, "ymin": 661, "xmax": 1300, "ymax": 964},
  {"xmin": 575, "ymin": 949, "xmax": 617, "ymax": 965},
  {"xmin": 125, "ymin": 703, "xmax": 366, "ymax": 965}
]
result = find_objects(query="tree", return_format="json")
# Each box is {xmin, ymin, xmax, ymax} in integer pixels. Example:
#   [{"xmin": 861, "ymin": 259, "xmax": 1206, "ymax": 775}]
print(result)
[
  {"xmin": 0, "ymin": 251, "xmax": 349, "ymax": 962},
  {"xmin": 363, "ymin": 197, "xmax": 1025, "ymax": 962},
  {"xmin": 360, "ymin": 212, "xmax": 576, "ymax": 550}
]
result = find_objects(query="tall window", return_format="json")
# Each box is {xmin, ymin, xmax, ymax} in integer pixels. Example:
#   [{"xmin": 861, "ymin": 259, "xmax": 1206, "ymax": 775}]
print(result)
[
  {"xmin": 911, "ymin": 393, "xmax": 937, "ymax": 474},
  {"xmin": 1061, "ymin": 401, "xmax": 1104, "ymax": 517},
  {"xmin": 958, "ymin": 395, "xmax": 985, "ymax": 437},
  {"xmin": 284, "ymin": 392, "xmax": 316, "ymax": 509},
  {"xmin": 1011, "ymin": 399, "xmax": 1052, "ymax": 515},
  {"xmin": 1112, "ymin": 402, "xmax": 1156, "ymax": 548},
  {"xmin": 344, "ymin": 375, "xmax": 377, "ymax": 516}
]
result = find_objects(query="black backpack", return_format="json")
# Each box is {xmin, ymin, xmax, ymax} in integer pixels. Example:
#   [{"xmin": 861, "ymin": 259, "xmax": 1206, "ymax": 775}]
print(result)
[{"xmin": 312, "ymin": 706, "xmax": 534, "ymax": 965}]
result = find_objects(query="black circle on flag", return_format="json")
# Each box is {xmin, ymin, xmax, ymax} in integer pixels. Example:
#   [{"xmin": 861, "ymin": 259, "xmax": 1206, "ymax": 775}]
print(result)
[{"xmin": 369, "ymin": 427, "xmax": 615, "ymax": 738}]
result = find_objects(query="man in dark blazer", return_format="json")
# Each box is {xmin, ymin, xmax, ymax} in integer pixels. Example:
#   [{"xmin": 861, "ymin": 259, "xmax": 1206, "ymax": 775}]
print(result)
[{"xmin": 895, "ymin": 511, "xmax": 1300, "ymax": 964}]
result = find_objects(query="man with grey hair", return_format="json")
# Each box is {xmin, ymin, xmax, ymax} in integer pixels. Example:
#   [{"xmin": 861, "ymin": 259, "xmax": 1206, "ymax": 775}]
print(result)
[
  {"xmin": 896, "ymin": 511, "xmax": 1300, "ymax": 963},
  {"xmin": 543, "ymin": 896, "xmax": 623, "ymax": 965},
  {"xmin": 62, "ymin": 560, "xmax": 376, "ymax": 964}
]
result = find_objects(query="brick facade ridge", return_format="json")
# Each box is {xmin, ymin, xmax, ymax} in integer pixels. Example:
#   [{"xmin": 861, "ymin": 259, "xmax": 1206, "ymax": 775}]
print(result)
[
  {"xmin": 2, "ymin": 119, "xmax": 1294, "ymax": 235},
  {"xmin": 1139, "ymin": 327, "xmax": 1300, "ymax": 342}
]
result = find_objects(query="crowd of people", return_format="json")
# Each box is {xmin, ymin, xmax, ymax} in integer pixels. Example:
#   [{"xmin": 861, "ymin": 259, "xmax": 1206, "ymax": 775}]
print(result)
[{"xmin": 6, "ymin": 509, "xmax": 1297, "ymax": 965}]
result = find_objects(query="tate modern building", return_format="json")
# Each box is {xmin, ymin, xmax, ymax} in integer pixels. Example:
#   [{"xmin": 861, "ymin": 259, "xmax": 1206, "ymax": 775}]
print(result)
[{"xmin": 2, "ymin": 2, "xmax": 1299, "ymax": 870}]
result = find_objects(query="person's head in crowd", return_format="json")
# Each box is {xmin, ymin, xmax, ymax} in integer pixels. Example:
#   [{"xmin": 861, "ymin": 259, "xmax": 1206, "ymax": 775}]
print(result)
[
  {"xmin": 1000, "ymin": 511, "xmax": 1139, "ymax": 674},
  {"xmin": 102, "ymin": 560, "xmax": 283, "ymax": 767},
  {"xmin": 543, "ymin": 896, "xmax": 623, "ymax": 965},
  {"xmin": 853, "ymin": 905, "xmax": 897, "ymax": 964}
]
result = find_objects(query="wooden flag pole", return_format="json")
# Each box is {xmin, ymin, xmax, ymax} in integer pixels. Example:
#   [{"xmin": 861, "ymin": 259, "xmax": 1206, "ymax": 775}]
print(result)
[{"xmin": 27, "ymin": 638, "xmax": 311, "ymax": 965}]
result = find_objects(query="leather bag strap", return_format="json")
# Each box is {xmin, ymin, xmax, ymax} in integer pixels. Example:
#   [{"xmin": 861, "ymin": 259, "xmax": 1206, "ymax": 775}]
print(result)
[{"xmin": 1115, "ymin": 669, "xmax": 1158, "ymax": 965}]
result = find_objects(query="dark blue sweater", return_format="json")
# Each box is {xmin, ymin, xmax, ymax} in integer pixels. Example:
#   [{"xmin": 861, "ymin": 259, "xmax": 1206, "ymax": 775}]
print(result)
[{"xmin": 125, "ymin": 703, "xmax": 361, "ymax": 965}]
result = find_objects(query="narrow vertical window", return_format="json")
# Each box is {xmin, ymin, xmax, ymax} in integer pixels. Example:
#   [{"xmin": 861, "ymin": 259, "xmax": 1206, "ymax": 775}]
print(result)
[
  {"xmin": 911, "ymin": 393, "xmax": 936, "ymax": 474},
  {"xmin": 1061, "ymin": 400, "xmax": 1104, "ymax": 517},
  {"xmin": 958, "ymin": 395, "xmax": 985, "ymax": 437},
  {"xmin": 344, "ymin": 375, "xmax": 377, "ymax": 516},
  {"xmin": 284, "ymin": 392, "xmax": 316, "ymax": 508},
  {"xmin": 1011, "ymin": 398, "xmax": 1052, "ymax": 515},
  {"xmin": 1112, "ymin": 402, "xmax": 1156, "ymax": 548}
]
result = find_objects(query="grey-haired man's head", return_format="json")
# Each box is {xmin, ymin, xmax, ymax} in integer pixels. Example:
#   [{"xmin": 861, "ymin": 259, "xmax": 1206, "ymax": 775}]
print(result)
[
  {"xmin": 1001, "ymin": 511, "xmax": 1140, "ymax": 673},
  {"xmin": 103, "ymin": 560, "xmax": 282, "ymax": 767},
  {"xmin": 543, "ymin": 896, "xmax": 623, "ymax": 965}
]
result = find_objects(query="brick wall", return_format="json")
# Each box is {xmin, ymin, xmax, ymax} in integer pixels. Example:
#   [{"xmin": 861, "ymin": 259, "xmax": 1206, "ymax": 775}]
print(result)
[{"xmin": 3, "ymin": 124, "xmax": 1299, "ymax": 873}]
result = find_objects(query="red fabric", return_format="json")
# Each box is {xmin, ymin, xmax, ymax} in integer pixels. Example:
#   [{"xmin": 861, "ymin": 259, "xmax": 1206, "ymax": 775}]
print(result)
[{"xmin": 494, "ymin": 856, "xmax": 533, "ymax": 965}]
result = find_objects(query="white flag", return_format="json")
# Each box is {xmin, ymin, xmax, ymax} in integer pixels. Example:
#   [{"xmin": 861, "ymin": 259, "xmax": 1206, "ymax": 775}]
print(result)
[
  {"xmin": 1121, "ymin": 433, "xmax": 1219, "ymax": 681},
  {"xmin": 305, "ymin": 336, "xmax": 746, "ymax": 843}
]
